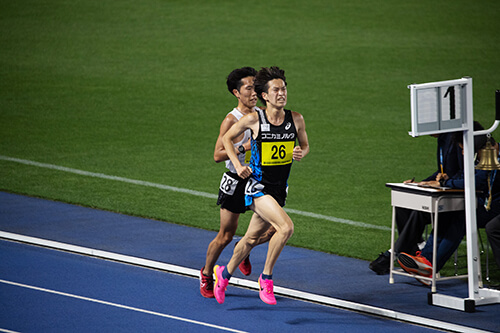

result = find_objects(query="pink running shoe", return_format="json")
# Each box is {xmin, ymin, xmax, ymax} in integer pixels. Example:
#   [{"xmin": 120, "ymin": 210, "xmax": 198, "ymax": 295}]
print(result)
[
  {"xmin": 213, "ymin": 265, "xmax": 229, "ymax": 304},
  {"xmin": 258, "ymin": 274, "xmax": 277, "ymax": 305}
]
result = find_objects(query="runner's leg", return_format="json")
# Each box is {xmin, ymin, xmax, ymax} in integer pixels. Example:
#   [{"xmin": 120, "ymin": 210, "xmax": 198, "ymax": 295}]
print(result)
[
  {"xmin": 203, "ymin": 208, "xmax": 239, "ymax": 276},
  {"xmin": 250, "ymin": 195, "xmax": 294, "ymax": 276},
  {"xmin": 226, "ymin": 213, "xmax": 269, "ymax": 275}
]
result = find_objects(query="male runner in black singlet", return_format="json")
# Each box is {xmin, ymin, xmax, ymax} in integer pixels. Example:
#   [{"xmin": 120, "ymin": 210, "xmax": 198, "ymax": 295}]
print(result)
[
  {"xmin": 200, "ymin": 67, "xmax": 275, "ymax": 298},
  {"xmin": 213, "ymin": 66, "xmax": 310, "ymax": 305}
]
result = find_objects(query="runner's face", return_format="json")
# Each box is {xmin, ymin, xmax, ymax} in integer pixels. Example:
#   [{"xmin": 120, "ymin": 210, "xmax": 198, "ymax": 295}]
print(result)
[
  {"xmin": 235, "ymin": 76, "xmax": 257, "ymax": 109},
  {"xmin": 263, "ymin": 79, "xmax": 287, "ymax": 108}
]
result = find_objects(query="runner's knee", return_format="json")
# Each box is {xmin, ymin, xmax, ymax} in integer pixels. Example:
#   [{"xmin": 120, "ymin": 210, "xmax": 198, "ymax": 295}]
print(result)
[
  {"xmin": 216, "ymin": 232, "xmax": 235, "ymax": 246},
  {"xmin": 278, "ymin": 222, "xmax": 294, "ymax": 240}
]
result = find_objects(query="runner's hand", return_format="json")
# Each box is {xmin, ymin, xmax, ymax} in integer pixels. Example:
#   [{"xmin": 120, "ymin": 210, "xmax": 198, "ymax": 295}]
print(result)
[
  {"xmin": 293, "ymin": 146, "xmax": 303, "ymax": 161},
  {"xmin": 236, "ymin": 165, "xmax": 252, "ymax": 179}
]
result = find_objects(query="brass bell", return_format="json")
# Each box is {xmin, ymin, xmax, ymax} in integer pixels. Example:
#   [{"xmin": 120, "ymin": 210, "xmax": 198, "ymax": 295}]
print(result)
[{"xmin": 476, "ymin": 139, "xmax": 500, "ymax": 170}]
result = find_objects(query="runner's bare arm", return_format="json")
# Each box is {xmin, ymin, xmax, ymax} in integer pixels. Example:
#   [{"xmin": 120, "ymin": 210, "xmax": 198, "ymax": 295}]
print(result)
[
  {"xmin": 222, "ymin": 113, "xmax": 259, "ymax": 178},
  {"xmin": 292, "ymin": 112, "xmax": 309, "ymax": 161},
  {"xmin": 214, "ymin": 114, "xmax": 242, "ymax": 163}
]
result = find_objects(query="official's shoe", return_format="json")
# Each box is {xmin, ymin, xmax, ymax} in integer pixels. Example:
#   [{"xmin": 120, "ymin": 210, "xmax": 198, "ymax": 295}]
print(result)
[
  {"xmin": 258, "ymin": 274, "xmax": 277, "ymax": 305},
  {"xmin": 213, "ymin": 265, "xmax": 229, "ymax": 304},
  {"xmin": 415, "ymin": 276, "xmax": 431, "ymax": 286},
  {"xmin": 199, "ymin": 267, "xmax": 214, "ymax": 298},
  {"xmin": 369, "ymin": 252, "xmax": 390, "ymax": 275},
  {"xmin": 397, "ymin": 251, "xmax": 432, "ymax": 277}
]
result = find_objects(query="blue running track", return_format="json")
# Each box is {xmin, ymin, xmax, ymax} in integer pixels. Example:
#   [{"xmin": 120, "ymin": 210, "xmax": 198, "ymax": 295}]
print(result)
[{"xmin": 0, "ymin": 192, "xmax": 498, "ymax": 332}]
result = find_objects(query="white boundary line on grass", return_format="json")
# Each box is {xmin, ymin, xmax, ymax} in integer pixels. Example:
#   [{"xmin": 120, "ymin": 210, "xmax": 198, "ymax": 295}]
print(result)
[
  {"xmin": 0, "ymin": 155, "xmax": 390, "ymax": 231},
  {"xmin": 0, "ymin": 231, "xmax": 488, "ymax": 333}
]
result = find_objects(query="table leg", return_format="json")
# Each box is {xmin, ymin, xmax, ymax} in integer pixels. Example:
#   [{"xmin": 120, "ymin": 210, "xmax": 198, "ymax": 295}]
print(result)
[{"xmin": 390, "ymin": 205, "xmax": 396, "ymax": 284}]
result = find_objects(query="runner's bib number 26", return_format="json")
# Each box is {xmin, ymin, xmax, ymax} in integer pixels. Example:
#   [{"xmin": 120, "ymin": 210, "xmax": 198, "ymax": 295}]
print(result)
[{"xmin": 261, "ymin": 141, "xmax": 294, "ymax": 166}]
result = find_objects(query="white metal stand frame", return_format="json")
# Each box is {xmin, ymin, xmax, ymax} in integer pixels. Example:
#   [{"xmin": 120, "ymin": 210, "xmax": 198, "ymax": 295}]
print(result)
[
  {"xmin": 387, "ymin": 184, "xmax": 468, "ymax": 291},
  {"xmin": 408, "ymin": 77, "xmax": 500, "ymax": 312}
]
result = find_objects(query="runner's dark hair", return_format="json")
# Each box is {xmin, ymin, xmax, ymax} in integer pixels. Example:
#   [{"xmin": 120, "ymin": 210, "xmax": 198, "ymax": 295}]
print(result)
[
  {"xmin": 226, "ymin": 67, "xmax": 257, "ymax": 95},
  {"xmin": 254, "ymin": 66, "xmax": 287, "ymax": 104}
]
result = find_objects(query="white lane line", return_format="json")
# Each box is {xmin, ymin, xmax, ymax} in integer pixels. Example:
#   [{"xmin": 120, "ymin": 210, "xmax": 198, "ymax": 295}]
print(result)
[
  {"xmin": 0, "ymin": 232, "xmax": 488, "ymax": 333},
  {"xmin": 0, "ymin": 278, "xmax": 247, "ymax": 333},
  {"xmin": 0, "ymin": 328, "xmax": 21, "ymax": 333},
  {"xmin": 0, "ymin": 155, "xmax": 390, "ymax": 231}
]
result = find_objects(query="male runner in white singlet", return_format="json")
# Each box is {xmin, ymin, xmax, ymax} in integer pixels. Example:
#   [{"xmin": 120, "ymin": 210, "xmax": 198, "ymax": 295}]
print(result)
[{"xmin": 214, "ymin": 66, "xmax": 310, "ymax": 305}]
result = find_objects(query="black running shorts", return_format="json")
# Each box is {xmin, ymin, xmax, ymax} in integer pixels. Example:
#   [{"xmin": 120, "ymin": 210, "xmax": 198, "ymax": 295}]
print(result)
[{"xmin": 216, "ymin": 172, "xmax": 249, "ymax": 214}]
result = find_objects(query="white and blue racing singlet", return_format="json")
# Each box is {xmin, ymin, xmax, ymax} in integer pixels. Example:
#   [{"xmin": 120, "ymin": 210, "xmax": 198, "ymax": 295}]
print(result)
[{"xmin": 224, "ymin": 107, "xmax": 258, "ymax": 174}]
